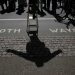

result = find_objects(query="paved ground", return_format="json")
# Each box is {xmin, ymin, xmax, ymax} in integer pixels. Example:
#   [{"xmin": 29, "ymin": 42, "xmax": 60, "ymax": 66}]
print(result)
[
  {"xmin": 0, "ymin": 1, "xmax": 75, "ymax": 75},
  {"xmin": 0, "ymin": 20, "xmax": 75, "ymax": 36},
  {"xmin": 0, "ymin": 56, "xmax": 75, "ymax": 75},
  {"xmin": 0, "ymin": 36, "xmax": 75, "ymax": 57}
]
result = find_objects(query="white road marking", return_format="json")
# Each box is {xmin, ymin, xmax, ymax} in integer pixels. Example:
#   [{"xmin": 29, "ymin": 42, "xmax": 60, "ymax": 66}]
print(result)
[
  {"xmin": 0, "ymin": 17, "xmax": 70, "ymax": 21},
  {"xmin": 0, "ymin": 18, "xmax": 56, "ymax": 21}
]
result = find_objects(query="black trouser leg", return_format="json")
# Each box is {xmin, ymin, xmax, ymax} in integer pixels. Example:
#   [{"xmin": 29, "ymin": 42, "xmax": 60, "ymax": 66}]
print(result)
[
  {"xmin": 5, "ymin": 1, "xmax": 7, "ymax": 8},
  {"xmin": 13, "ymin": 1, "xmax": 16, "ymax": 10},
  {"xmin": 43, "ymin": 0, "xmax": 46, "ymax": 7},
  {"xmin": 33, "ymin": 0, "xmax": 37, "ymax": 19},
  {"xmin": 1, "ymin": 4, "xmax": 4, "ymax": 10},
  {"xmin": 47, "ymin": 0, "xmax": 51, "ymax": 10},
  {"xmin": 40, "ymin": 0, "xmax": 43, "ymax": 11},
  {"xmin": 52, "ymin": 0, "xmax": 57, "ymax": 14},
  {"xmin": 66, "ymin": 0, "xmax": 72, "ymax": 16}
]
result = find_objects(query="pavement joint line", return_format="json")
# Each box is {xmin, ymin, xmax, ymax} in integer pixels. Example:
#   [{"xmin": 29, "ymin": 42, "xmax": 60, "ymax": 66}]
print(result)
[{"xmin": 0, "ymin": 18, "xmax": 57, "ymax": 21}]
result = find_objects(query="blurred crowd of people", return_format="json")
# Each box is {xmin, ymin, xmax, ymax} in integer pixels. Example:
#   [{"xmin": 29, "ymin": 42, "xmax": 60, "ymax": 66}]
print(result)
[
  {"xmin": 0, "ymin": 0, "xmax": 27, "ymax": 13},
  {"xmin": 0, "ymin": 0, "xmax": 75, "ymax": 19},
  {"xmin": 0, "ymin": 0, "xmax": 63, "ymax": 13}
]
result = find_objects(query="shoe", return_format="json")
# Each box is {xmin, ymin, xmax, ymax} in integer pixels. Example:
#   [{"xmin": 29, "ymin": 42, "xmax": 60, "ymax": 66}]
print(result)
[
  {"xmin": 33, "ymin": 15, "xmax": 36, "ymax": 19},
  {"xmin": 62, "ymin": 17, "xmax": 66, "ymax": 20},
  {"xmin": 63, "ymin": 15, "xmax": 68, "ymax": 20}
]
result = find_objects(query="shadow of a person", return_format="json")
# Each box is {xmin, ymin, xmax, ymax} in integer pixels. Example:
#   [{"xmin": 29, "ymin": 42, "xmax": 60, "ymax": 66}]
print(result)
[{"xmin": 6, "ymin": 34, "xmax": 62, "ymax": 67}]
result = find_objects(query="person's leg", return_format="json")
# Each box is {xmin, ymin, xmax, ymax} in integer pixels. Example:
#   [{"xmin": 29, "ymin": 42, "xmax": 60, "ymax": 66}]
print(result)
[
  {"xmin": 24, "ymin": 0, "xmax": 27, "ymax": 7},
  {"xmin": 0, "ymin": 0, "xmax": 5, "ymax": 10},
  {"xmin": 12, "ymin": 0, "xmax": 16, "ymax": 10},
  {"xmin": 8, "ymin": 0, "xmax": 11, "ymax": 9},
  {"xmin": 63, "ymin": 0, "xmax": 72, "ymax": 19},
  {"xmin": 33, "ymin": 0, "xmax": 37, "ymax": 19},
  {"xmin": 40, "ymin": 0, "xmax": 42, "ymax": 10},
  {"xmin": 52, "ymin": 0, "xmax": 57, "ymax": 14},
  {"xmin": 1, "ymin": 3, "xmax": 4, "ymax": 10},
  {"xmin": 47, "ymin": 0, "xmax": 51, "ymax": 10},
  {"xmin": 29, "ymin": 0, "xmax": 33, "ymax": 4},
  {"xmin": 4, "ymin": 0, "xmax": 7, "ymax": 8},
  {"xmin": 43, "ymin": 0, "xmax": 46, "ymax": 8}
]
